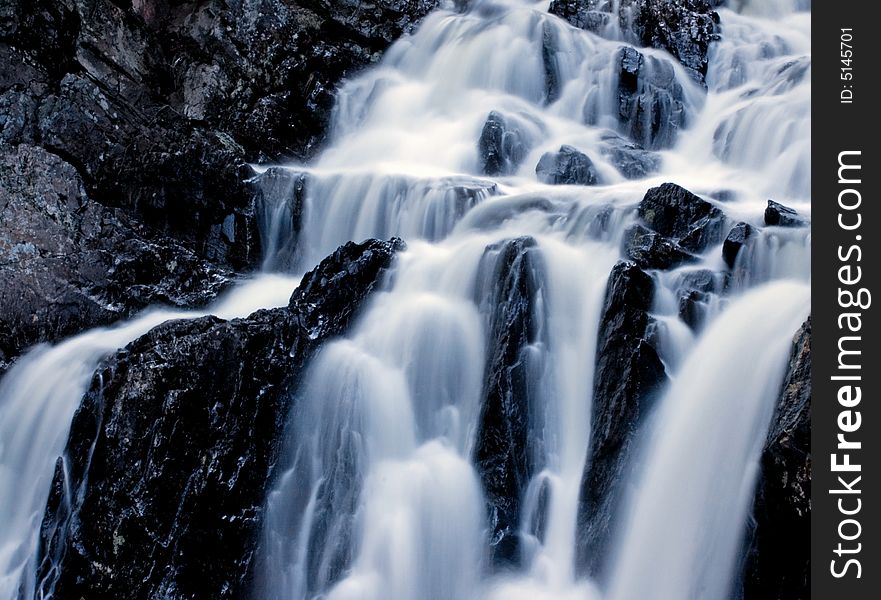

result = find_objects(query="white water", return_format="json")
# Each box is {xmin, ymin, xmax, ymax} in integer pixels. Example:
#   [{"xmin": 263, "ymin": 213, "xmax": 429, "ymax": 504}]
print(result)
[
  {"xmin": 0, "ymin": 274, "xmax": 300, "ymax": 599},
  {"xmin": 0, "ymin": 1, "xmax": 810, "ymax": 599},
  {"xmin": 255, "ymin": 1, "xmax": 811, "ymax": 600}
]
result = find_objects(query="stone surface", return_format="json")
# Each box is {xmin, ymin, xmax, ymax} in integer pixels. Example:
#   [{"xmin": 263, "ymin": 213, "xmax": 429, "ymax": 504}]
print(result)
[
  {"xmin": 638, "ymin": 182, "xmax": 726, "ymax": 252},
  {"xmin": 741, "ymin": 317, "xmax": 811, "ymax": 600},
  {"xmin": 0, "ymin": 144, "xmax": 228, "ymax": 370},
  {"xmin": 616, "ymin": 46, "xmax": 688, "ymax": 149},
  {"xmin": 576, "ymin": 260, "xmax": 667, "ymax": 576},
  {"xmin": 764, "ymin": 200, "xmax": 807, "ymax": 228},
  {"xmin": 550, "ymin": 0, "xmax": 720, "ymax": 84},
  {"xmin": 722, "ymin": 221, "xmax": 756, "ymax": 268},
  {"xmin": 34, "ymin": 238, "xmax": 403, "ymax": 600},
  {"xmin": 599, "ymin": 131, "xmax": 660, "ymax": 179},
  {"xmin": 473, "ymin": 236, "xmax": 547, "ymax": 568},
  {"xmin": 623, "ymin": 224, "xmax": 696, "ymax": 270},
  {"xmin": 479, "ymin": 111, "xmax": 533, "ymax": 177},
  {"xmin": 535, "ymin": 145, "xmax": 599, "ymax": 185},
  {"xmin": 0, "ymin": 0, "xmax": 439, "ymax": 269}
]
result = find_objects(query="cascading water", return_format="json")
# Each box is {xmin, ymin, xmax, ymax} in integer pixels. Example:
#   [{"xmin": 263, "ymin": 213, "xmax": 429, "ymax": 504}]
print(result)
[
  {"xmin": 0, "ymin": 275, "xmax": 300, "ymax": 599},
  {"xmin": 254, "ymin": 0, "xmax": 810, "ymax": 599},
  {"xmin": 0, "ymin": 1, "xmax": 811, "ymax": 599}
]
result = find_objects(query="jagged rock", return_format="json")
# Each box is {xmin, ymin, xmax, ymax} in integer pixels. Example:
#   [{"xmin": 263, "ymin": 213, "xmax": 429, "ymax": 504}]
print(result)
[
  {"xmin": 722, "ymin": 221, "xmax": 756, "ymax": 268},
  {"xmin": 764, "ymin": 200, "xmax": 806, "ymax": 227},
  {"xmin": 741, "ymin": 317, "xmax": 811, "ymax": 599},
  {"xmin": 600, "ymin": 131, "xmax": 660, "ymax": 179},
  {"xmin": 0, "ymin": 144, "xmax": 229, "ymax": 371},
  {"xmin": 623, "ymin": 224, "xmax": 696, "ymax": 270},
  {"xmin": 34, "ymin": 238, "xmax": 403, "ymax": 600},
  {"xmin": 541, "ymin": 21, "xmax": 562, "ymax": 104},
  {"xmin": 550, "ymin": 0, "xmax": 720, "ymax": 84},
  {"xmin": 616, "ymin": 46, "xmax": 688, "ymax": 149},
  {"xmin": 474, "ymin": 236, "xmax": 547, "ymax": 568},
  {"xmin": 673, "ymin": 268, "xmax": 724, "ymax": 331},
  {"xmin": 0, "ymin": 0, "xmax": 439, "ymax": 269},
  {"xmin": 638, "ymin": 182, "xmax": 726, "ymax": 252},
  {"xmin": 576, "ymin": 260, "xmax": 667, "ymax": 576},
  {"xmin": 253, "ymin": 168, "xmax": 309, "ymax": 272},
  {"xmin": 535, "ymin": 145, "xmax": 599, "ymax": 185},
  {"xmin": 479, "ymin": 111, "xmax": 532, "ymax": 176}
]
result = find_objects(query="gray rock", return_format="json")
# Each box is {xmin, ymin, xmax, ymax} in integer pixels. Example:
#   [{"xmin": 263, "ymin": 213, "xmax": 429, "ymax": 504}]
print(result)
[
  {"xmin": 741, "ymin": 317, "xmax": 811, "ymax": 599},
  {"xmin": 35, "ymin": 238, "xmax": 404, "ymax": 600},
  {"xmin": 0, "ymin": 144, "xmax": 229, "ymax": 370},
  {"xmin": 535, "ymin": 145, "xmax": 599, "ymax": 185}
]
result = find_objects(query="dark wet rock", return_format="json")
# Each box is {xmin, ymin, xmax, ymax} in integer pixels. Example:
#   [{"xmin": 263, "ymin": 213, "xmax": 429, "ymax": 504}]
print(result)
[
  {"xmin": 576, "ymin": 260, "xmax": 667, "ymax": 576},
  {"xmin": 764, "ymin": 200, "xmax": 807, "ymax": 228},
  {"xmin": 535, "ymin": 145, "xmax": 599, "ymax": 186},
  {"xmin": 253, "ymin": 168, "xmax": 309, "ymax": 273},
  {"xmin": 616, "ymin": 46, "xmax": 688, "ymax": 149},
  {"xmin": 34, "ymin": 238, "xmax": 403, "ymax": 600},
  {"xmin": 623, "ymin": 224, "xmax": 696, "ymax": 270},
  {"xmin": 741, "ymin": 317, "xmax": 811, "ymax": 600},
  {"xmin": 599, "ymin": 132, "xmax": 660, "ymax": 179},
  {"xmin": 479, "ymin": 111, "xmax": 532, "ymax": 176},
  {"xmin": 722, "ymin": 221, "xmax": 757, "ymax": 269},
  {"xmin": 474, "ymin": 236, "xmax": 548, "ymax": 568},
  {"xmin": 0, "ymin": 144, "xmax": 229, "ymax": 371},
  {"xmin": 672, "ymin": 268, "xmax": 724, "ymax": 331},
  {"xmin": 542, "ymin": 21, "xmax": 562, "ymax": 104},
  {"xmin": 551, "ymin": 0, "xmax": 720, "ymax": 84},
  {"xmin": 0, "ymin": 0, "xmax": 439, "ymax": 270},
  {"xmin": 638, "ymin": 182, "xmax": 726, "ymax": 252}
]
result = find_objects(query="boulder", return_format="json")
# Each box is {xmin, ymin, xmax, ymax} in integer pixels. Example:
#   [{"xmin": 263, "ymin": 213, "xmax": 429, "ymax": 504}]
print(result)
[
  {"xmin": 535, "ymin": 145, "xmax": 599, "ymax": 185},
  {"xmin": 479, "ymin": 111, "xmax": 532, "ymax": 176},
  {"xmin": 741, "ymin": 317, "xmax": 811, "ymax": 599},
  {"xmin": 638, "ymin": 182, "xmax": 726, "ymax": 252},
  {"xmin": 722, "ymin": 221, "xmax": 756, "ymax": 269},
  {"xmin": 576, "ymin": 260, "xmax": 667, "ymax": 576},
  {"xmin": 34, "ymin": 238, "xmax": 403, "ymax": 600},
  {"xmin": 616, "ymin": 46, "xmax": 688, "ymax": 149},
  {"xmin": 550, "ymin": 0, "xmax": 720, "ymax": 85},
  {"xmin": 600, "ymin": 131, "xmax": 660, "ymax": 179},
  {"xmin": 473, "ymin": 236, "xmax": 548, "ymax": 568},
  {"xmin": 764, "ymin": 200, "xmax": 807, "ymax": 228},
  {"xmin": 623, "ymin": 224, "xmax": 696, "ymax": 270},
  {"xmin": 0, "ymin": 144, "xmax": 229, "ymax": 371},
  {"xmin": 673, "ymin": 268, "xmax": 724, "ymax": 331}
]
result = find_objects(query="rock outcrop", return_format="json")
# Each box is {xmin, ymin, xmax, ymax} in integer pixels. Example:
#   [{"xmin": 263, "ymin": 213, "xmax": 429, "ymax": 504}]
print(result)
[
  {"xmin": 575, "ymin": 260, "xmax": 667, "ymax": 577},
  {"xmin": 0, "ymin": 144, "xmax": 228, "ymax": 371},
  {"xmin": 0, "ymin": 0, "xmax": 438, "ymax": 364},
  {"xmin": 479, "ymin": 111, "xmax": 533, "ymax": 176},
  {"xmin": 722, "ymin": 221, "xmax": 757, "ymax": 269},
  {"xmin": 741, "ymin": 317, "xmax": 811, "ymax": 599},
  {"xmin": 764, "ymin": 200, "xmax": 807, "ymax": 228},
  {"xmin": 34, "ymin": 238, "xmax": 403, "ymax": 600},
  {"xmin": 1, "ymin": 0, "xmax": 438, "ymax": 270},
  {"xmin": 616, "ymin": 46, "xmax": 688, "ymax": 149},
  {"xmin": 535, "ymin": 145, "xmax": 599, "ymax": 185},
  {"xmin": 473, "ymin": 237, "xmax": 548, "ymax": 568},
  {"xmin": 549, "ymin": 0, "xmax": 720, "ymax": 84}
]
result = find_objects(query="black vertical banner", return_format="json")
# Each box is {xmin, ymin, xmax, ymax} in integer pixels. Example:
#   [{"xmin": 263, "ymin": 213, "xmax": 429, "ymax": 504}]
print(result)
[{"xmin": 812, "ymin": 1, "xmax": 879, "ymax": 598}]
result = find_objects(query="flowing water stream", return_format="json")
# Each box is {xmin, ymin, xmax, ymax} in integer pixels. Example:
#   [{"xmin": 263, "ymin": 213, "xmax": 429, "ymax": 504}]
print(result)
[{"xmin": 0, "ymin": 1, "xmax": 810, "ymax": 599}]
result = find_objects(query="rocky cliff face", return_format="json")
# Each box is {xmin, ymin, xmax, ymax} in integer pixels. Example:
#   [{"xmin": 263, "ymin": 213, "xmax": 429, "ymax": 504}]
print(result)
[
  {"xmin": 473, "ymin": 236, "xmax": 548, "ymax": 568},
  {"xmin": 34, "ymin": 238, "xmax": 402, "ymax": 600},
  {"xmin": 0, "ymin": 144, "xmax": 228, "ymax": 372},
  {"xmin": 741, "ymin": 317, "xmax": 811, "ymax": 599},
  {"xmin": 0, "ymin": 0, "xmax": 438, "ymax": 364}
]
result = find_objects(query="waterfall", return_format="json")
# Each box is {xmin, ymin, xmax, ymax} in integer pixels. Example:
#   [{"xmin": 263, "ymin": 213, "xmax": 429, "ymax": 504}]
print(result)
[
  {"xmin": 255, "ymin": 0, "xmax": 810, "ymax": 599},
  {"xmin": 0, "ymin": 0, "xmax": 810, "ymax": 599},
  {"xmin": 0, "ymin": 275, "xmax": 300, "ymax": 599}
]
